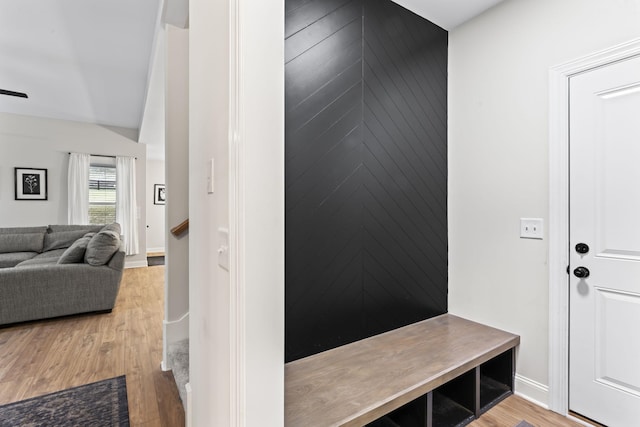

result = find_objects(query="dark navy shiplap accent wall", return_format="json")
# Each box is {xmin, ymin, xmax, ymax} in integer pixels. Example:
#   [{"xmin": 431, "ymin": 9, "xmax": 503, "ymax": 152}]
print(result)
[{"xmin": 285, "ymin": 0, "xmax": 447, "ymax": 362}]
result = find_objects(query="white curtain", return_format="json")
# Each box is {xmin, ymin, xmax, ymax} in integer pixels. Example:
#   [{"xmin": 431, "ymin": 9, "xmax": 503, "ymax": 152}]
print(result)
[
  {"xmin": 67, "ymin": 153, "xmax": 90, "ymax": 224},
  {"xmin": 116, "ymin": 156, "xmax": 139, "ymax": 255}
]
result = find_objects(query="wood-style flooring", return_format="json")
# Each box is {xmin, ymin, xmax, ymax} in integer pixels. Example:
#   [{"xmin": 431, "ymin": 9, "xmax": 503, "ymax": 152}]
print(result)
[
  {"xmin": 0, "ymin": 265, "xmax": 184, "ymax": 427},
  {"xmin": 0, "ymin": 264, "xmax": 590, "ymax": 427},
  {"xmin": 470, "ymin": 395, "xmax": 586, "ymax": 426}
]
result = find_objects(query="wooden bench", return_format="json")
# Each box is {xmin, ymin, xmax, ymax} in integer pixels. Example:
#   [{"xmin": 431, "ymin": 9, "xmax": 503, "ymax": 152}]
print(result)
[{"xmin": 285, "ymin": 314, "xmax": 520, "ymax": 426}]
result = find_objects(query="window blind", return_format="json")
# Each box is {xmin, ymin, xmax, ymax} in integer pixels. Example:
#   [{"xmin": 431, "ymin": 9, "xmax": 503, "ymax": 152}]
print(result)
[{"xmin": 89, "ymin": 166, "xmax": 116, "ymax": 225}]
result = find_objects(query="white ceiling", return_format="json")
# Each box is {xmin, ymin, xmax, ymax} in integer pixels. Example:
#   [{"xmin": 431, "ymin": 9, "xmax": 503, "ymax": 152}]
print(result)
[
  {"xmin": 0, "ymin": 0, "xmax": 161, "ymax": 130},
  {"xmin": 392, "ymin": 0, "xmax": 507, "ymax": 30},
  {"xmin": 0, "ymin": 0, "xmax": 504, "ymax": 147}
]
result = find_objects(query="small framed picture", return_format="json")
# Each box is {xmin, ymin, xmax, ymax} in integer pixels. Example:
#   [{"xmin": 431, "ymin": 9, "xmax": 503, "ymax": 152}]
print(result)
[
  {"xmin": 15, "ymin": 168, "xmax": 48, "ymax": 201},
  {"xmin": 154, "ymin": 184, "xmax": 166, "ymax": 205}
]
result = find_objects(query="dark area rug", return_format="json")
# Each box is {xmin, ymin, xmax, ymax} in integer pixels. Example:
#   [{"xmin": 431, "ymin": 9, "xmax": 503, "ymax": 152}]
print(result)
[
  {"xmin": 0, "ymin": 376, "xmax": 129, "ymax": 427},
  {"xmin": 515, "ymin": 421, "xmax": 535, "ymax": 427},
  {"xmin": 147, "ymin": 255, "xmax": 165, "ymax": 266}
]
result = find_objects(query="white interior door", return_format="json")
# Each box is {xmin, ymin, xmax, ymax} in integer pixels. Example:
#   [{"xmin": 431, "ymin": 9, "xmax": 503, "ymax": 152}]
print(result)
[{"xmin": 569, "ymin": 55, "xmax": 640, "ymax": 426}]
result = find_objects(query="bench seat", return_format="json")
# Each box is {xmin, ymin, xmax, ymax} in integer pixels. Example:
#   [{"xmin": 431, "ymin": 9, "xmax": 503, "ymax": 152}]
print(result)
[{"xmin": 285, "ymin": 314, "xmax": 520, "ymax": 426}]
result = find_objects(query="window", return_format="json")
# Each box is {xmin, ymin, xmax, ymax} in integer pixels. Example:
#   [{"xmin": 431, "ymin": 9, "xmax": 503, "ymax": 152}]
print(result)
[{"xmin": 89, "ymin": 165, "xmax": 116, "ymax": 225}]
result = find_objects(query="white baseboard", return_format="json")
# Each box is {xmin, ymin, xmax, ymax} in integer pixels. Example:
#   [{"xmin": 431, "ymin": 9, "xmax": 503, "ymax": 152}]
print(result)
[
  {"xmin": 515, "ymin": 375, "xmax": 595, "ymax": 425},
  {"xmin": 125, "ymin": 260, "xmax": 148, "ymax": 269},
  {"xmin": 185, "ymin": 382, "xmax": 192, "ymax": 427},
  {"xmin": 164, "ymin": 312, "xmax": 189, "ymax": 343},
  {"xmin": 147, "ymin": 247, "xmax": 165, "ymax": 253},
  {"xmin": 514, "ymin": 373, "xmax": 550, "ymax": 408},
  {"xmin": 567, "ymin": 414, "xmax": 600, "ymax": 427}
]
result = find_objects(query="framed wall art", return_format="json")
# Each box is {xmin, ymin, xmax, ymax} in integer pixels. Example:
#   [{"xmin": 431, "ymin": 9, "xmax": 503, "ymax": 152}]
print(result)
[
  {"xmin": 154, "ymin": 184, "xmax": 166, "ymax": 205},
  {"xmin": 15, "ymin": 167, "xmax": 48, "ymax": 201}
]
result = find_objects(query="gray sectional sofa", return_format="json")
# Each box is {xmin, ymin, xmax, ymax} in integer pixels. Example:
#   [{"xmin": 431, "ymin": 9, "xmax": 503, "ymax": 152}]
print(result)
[{"xmin": 0, "ymin": 223, "xmax": 125, "ymax": 326}]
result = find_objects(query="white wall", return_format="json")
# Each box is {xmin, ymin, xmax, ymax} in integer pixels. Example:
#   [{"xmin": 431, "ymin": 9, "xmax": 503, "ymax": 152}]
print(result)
[
  {"xmin": 164, "ymin": 24, "xmax": 190, "ymax": 348},
  {"xmin": 139, "ymin": 25, "xmax": 166, "ymax": 162},
  {"xmin": 189, "ymin": 0, "xmax": 230, "ymax": 422},
  {"xmin": 140, "ymin": 21, "xmax": 166, "ymax": 254},
  {"xmin": 241, "ymin": 0, "xmax": 284, "ymax": 425},
  {"xmin": 0, "ymin": 113, "xmax": 147, "ymax": 267},
  {"xmin": 448, "ymin": 0, "xmax": 640, "ymax": 405},
  {"xmin": 146, "ymin": 158, "xmax": 165, "ymax": 253},
  {"xmin": 189, "ymin": 0, "xmax": 284, "ymax": 425}
]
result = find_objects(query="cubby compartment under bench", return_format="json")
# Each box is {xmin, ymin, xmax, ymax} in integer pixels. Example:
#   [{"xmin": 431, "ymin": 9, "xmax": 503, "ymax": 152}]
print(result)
[{"xmin": 285, "ymin": 314, "xmax": 520, "ymax": 426}]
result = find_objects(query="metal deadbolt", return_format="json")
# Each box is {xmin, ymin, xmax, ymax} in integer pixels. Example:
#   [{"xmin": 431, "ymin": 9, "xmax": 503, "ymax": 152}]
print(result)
[
  {"xmin": 575, "ymin": 243, "xmax": 589, "ymax": 254},
  {"xmin": 573, "ymin": 266, "xmax": 590, "ymax": 279}
]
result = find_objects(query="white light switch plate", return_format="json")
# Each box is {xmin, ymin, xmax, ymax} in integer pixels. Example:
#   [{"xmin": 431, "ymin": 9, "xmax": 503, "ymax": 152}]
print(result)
[{"xmin": 520, "ymin": 218, "xmax": 543, "ymax": 239}]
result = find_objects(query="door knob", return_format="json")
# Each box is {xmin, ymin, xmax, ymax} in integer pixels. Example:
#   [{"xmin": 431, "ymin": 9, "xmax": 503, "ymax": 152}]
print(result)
[
  {"xmin": 573, "ymin": 266, "xmax": 590, "ymax": 278},
  {"xmin": 575, "ymin": 243, "xmax": 589, "ymax": 254}
]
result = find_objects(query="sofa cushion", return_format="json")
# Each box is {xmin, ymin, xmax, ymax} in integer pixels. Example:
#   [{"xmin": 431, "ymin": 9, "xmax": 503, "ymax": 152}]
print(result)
[
  {"xmin": 58, "ymin": 236, "xmax": 92, "ymax": 264},
  {"xmin": 0, "ymin": 252, "xmax": 37, "ymax": 268},
  {"xmin": 32, "ymin": 248, "xmax": 67, "ymax": 259},
  {"xmin": 0, "ymin": 233, "xmax": 44, "ymax": 254},
  {"xmin": 47, "ymin": 224, "xmax": 103, "ymax": 233},
  {"xmin": 0, "ymin": 226, "xmax": 47, "ymax": 235},
  {"xmin": 15, "ymin": 258, "xmax": 58, "ymax": 268},
  {"xmin": 43, "ymin": 230, "xmax": 90, "ymax": 252},
  {"xmin": 85, "ymin": 230, "xmax": 120, "ymax": 266}
]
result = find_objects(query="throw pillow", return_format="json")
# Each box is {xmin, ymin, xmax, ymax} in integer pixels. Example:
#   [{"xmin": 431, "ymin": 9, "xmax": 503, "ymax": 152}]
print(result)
[
  {"xmin": 101, "ymin": 223, "xmax": 122, "ymax": 235},
  {"xmin": 58, "ymin": 235, "xmax": 92, "ymax": 264},
  {"xmin": 85, "ymin": 230, "xmax": 121, "ymax": 266}
]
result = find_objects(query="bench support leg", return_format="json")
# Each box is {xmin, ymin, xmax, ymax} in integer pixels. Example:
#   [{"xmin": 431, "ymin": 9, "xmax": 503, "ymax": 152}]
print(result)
[
  {"xmin": 474, "ymin": 366, "xmax": 481, "ymax": 418},
  {"xmin": 425, "ymin": 391, "xmax": 433, "ymax": 427},
  {"xmin": 511, "ymin": 347, "xmax": 516, "ymax": 391}
]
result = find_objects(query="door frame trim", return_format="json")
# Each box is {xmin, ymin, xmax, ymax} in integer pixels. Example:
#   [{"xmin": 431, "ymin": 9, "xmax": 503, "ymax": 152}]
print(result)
[{"xmin": 548, "ymin": 37, "xmax": 640, "ymax": 415}]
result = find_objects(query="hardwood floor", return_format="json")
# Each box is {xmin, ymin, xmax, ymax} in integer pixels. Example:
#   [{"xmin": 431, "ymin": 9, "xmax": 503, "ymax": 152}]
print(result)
[
  {"xmin": 0, "ymin": 265, "xmax": 184, "ymax": 427},
  {"xmin": 470, "ymin": 395, "xmax": 587, "ymax": 427}
]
